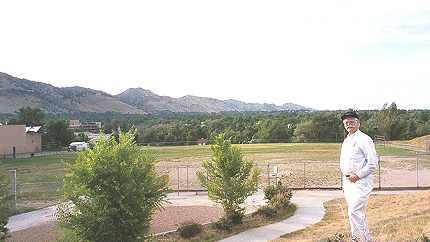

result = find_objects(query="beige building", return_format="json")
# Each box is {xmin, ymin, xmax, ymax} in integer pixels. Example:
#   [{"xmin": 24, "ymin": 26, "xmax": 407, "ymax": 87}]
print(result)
[
  {"xmin": 0, "ymin": 124, "xmax": 42, "ymax": 157},
  {"xmin": 69, "ymin": 120, "xmax": 102, "ymax": 131}
]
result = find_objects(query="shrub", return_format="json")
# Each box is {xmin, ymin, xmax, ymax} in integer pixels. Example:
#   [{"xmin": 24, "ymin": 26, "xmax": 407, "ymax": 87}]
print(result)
[
  {"xmin": 212, "ymin": 217, "xmax": 234, "ymax": 231},
  {"xmin": 228, "ymin": 210, "xmax": 245, "ymax": 224},
  {"xmin": 256, "ymin": 205, "xmax": 278, "ymax": 218},
  {"xmin": 262, "ymin": 185, "xmax": 277, "ymax": 201},
  {"xmin": 263, "ymin": 183, "xmax": 292, "ymax": 209},
  {"xmin": 177, "ymin": 221, "xmax": 203, "ymax": 238}
]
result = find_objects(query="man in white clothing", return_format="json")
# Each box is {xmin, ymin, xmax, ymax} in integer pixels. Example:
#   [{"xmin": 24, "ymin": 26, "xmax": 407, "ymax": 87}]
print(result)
[{"xmin": 340, "ymin": 111, "xmax": 378, "ymax": 242}]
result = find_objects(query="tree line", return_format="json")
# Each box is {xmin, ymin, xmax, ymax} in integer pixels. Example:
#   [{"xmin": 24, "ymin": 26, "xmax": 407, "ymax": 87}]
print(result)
[
  {"xmin": 2, "ymin": 102, "xmax": 430, "ymax": 148},
  {"xmin": 115, "ymin": 102, "xmax": 430, "ymax": 144}
]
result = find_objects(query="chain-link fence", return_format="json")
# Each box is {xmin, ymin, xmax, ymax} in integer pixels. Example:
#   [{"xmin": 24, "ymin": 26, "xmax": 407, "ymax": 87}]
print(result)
[
  {"xmin": 154, "ymin": 154, "xmax": 430, "ymax": 193},
  {"xmin": 155, "ymin": 154, "xmax": 430, "ymax": 193},
  {"xmin": 5, "ymin": 153, "xmax": 430, "ymax": 205},
  {"xmin": 1, "ymin": 142, "xmax": 67, "ymax": 159},
  {"xmin": 4, "ymin": 170, "xmax": 17, "ymax": 213},
  {"xmin": 376, "ymin": 153, "xmax": 430, "ymax": 189}
]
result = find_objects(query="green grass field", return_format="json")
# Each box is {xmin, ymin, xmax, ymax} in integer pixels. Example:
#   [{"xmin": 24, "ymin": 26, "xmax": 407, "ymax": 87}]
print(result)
[
  {"xmin": 1, "ymin": 143, "xmax": 414, "ymax": 184},
  {"xmin": 1, "ymin": 143, "xmax": 344, "ymax": 184},
  {"xmin": 2, "ymin": 152, "xmax": 77, "ymax": 183}
]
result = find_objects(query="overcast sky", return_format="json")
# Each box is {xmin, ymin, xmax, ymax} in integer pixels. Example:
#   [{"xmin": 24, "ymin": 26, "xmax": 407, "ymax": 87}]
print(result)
[{"xmin": 1, "ymin": 1, "xmax": 429, "ymax": 111}]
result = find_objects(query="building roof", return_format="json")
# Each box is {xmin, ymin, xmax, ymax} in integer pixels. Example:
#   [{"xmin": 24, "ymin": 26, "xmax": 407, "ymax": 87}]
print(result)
[{"xmin": 26, "ymin": 126, "xmax": 42, "ymax": 133}]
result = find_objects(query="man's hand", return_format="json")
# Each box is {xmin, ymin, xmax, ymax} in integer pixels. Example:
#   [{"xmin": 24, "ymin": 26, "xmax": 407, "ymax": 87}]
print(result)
[{"xmin": 347, "ymin": 174, "xmax": 359, "ymax": 183}]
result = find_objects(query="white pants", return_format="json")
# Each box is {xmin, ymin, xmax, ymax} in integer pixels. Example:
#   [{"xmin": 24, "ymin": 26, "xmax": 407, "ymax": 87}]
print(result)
[{"xmin": 343, "ymin": 177, "xmax": 373, "ymax": 241}]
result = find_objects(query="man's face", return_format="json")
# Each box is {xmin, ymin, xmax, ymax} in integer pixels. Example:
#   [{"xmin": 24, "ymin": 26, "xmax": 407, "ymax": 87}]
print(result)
[{"xmin": 343, "ymin": 117, "xmax": 360, "ymax": 135}]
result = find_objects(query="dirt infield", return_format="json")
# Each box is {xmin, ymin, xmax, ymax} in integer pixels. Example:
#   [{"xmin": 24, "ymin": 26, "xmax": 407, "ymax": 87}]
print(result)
[{"xmin": 6, "ymin": 205, "xmax": 223, "ymax": 242}]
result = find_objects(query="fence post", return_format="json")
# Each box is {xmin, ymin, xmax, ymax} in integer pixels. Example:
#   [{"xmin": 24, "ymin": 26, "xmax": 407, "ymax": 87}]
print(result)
[
  {"xmin": 186, "ymin": 165, "xmax": 189, "ymax": 192},
  {"xmin": 267, "ymin": 162, "xmax": 270, "ymax": 187},
  {"xmin": 378, "ymin": 154, "xmax": 381, "ymax": 190},
  {"xmin": 10, "ymin": 170, "xmax": 17, "ymax": 213},
  {"xmin": 50, "ymin": 183, "xmax": 53, "ymax": 196},
  {"xmin": 255, "ymin": 162, "xmax": 258, "ymax": 191},
  {"xmin": 303, "ymin": 162, "xmax": 306, "ymax": 189},
  {"xmin": 177, "ymin": 167, "xmax": 180, "ymax": 196},
  {"xmin": 416, "ymin": 152, "xmax": 419, "ymax": 188}
]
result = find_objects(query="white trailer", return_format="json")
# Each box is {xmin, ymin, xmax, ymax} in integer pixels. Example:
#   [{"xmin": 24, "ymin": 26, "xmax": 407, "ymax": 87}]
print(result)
[{"xmin": 69, "ymin": 142, "xmax": 88, "ymax": 152}]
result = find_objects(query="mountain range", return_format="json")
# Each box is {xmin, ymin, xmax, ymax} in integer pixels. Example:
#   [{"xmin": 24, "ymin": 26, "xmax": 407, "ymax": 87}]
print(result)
[{"xmin": 0, "ymin": 72, "xmax": 311, "ymax": 114}]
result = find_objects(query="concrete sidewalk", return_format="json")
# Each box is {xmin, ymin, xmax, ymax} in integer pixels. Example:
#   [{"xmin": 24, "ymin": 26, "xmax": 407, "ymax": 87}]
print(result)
[
  {"xmin": 218, "ymin": 190, "xmax": 344, "ymax": 242},
  {"xmin": 165, "ymin": 190, "xmax": 265, "ymax": 215},
  {"xmin": 7, "ymin": 205, "xmax": 58, "ymax": 232},
  {"xmin": 218, "ymin": 189, "xmax": 420, "ymax": 242}
]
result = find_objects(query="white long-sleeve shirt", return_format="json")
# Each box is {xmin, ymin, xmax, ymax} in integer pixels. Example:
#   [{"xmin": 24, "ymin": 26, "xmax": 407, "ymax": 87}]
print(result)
[{"xmin": 340, "ymin": 130, "xmax": 378, "ymax": 179}]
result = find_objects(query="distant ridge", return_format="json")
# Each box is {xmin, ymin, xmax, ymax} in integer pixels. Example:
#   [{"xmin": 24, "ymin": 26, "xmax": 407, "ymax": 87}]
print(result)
[
  {"xmin": 0, "ymin": 72, "xmax": 311, "ymax": 114},
  {"xmin": 116, "ymin": 88, "xmax": 311, "ymax": 112},
  {"xmin": 0, "ymin": 72, "xmax": 144, "ymax": 114}
]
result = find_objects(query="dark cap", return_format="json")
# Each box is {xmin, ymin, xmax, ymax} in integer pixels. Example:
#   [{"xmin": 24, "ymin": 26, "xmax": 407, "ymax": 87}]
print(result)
[{"xmin": 341, "ymin": 111, "xmax": 359, "ymax": 120}]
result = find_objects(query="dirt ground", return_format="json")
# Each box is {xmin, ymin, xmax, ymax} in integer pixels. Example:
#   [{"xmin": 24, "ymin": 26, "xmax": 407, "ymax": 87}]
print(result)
[{"xmin": 6, "ymin": 205, "xmax": 223, "ymax": 242}]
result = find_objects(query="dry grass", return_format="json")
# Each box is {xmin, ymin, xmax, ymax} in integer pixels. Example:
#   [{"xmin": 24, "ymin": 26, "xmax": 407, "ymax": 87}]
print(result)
[
  {"xmin": 153, "ymin": 143, "xmax": 342, "ymax": 165},
  {"xmin": 273, "ymin": 190, "xmax": 430, "ymax": 242},
  {"xmin": 399, "ymin": 135, "xmax": 430, "ymax": 148}
]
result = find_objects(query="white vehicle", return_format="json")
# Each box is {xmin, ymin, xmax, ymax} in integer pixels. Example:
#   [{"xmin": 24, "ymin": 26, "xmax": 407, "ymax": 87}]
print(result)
[{"xmin": 69, "ymin": 142, "xmax": 88, "ymax": 152}]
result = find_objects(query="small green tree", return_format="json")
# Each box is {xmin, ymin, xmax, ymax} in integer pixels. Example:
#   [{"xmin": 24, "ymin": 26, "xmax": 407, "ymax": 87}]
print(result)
[
  {"xmin": 56, "ymin": 132, "xmax": 167, "ymax": 242},
  {"xmin": 7, "ymin": 106, "xmax": 45, "ymax": 127},
  {"xmin": 197, "ymin": 134, "xmax": 260, "ymax": 224},
  {"xmin": 43, "ymin": 119, "xmax": 75, "ymax": 149},
  {"xmin": 0, "ymin": 163, "xmax": 11, "ymax": 241}
]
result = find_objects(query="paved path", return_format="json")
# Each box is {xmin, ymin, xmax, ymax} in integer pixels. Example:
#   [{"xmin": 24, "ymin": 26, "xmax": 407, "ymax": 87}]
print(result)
[
  {"xmin": 218, "ymin": 189, "xmax": 420, "ymax": 242},
  {"xmin": 7, "ymin": 206, "xmax": 58, "ymax": 232},
  {"xmin": 218, "ymin": 190, "xmax": 344, "ymax": 242}
]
